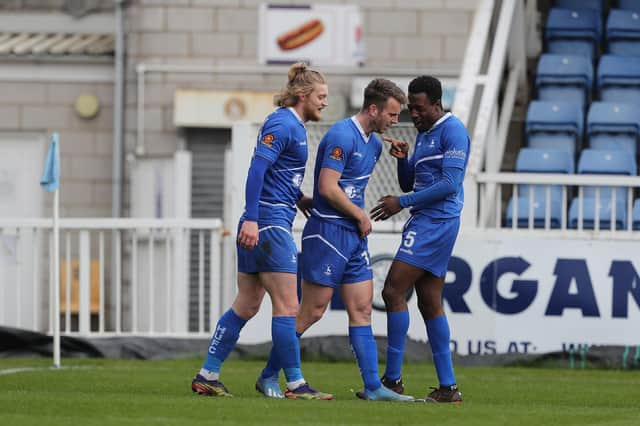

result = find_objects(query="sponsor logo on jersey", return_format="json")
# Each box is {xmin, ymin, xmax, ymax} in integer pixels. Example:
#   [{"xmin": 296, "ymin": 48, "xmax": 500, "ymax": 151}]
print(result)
[
  {"xmin": 353, "ymin": 151, "xmax": 363, "ymax": 158},
  {"xmin": 445, "ymin": 149, "xmax": 467, "ymax": 160},
  {"xmin": 343, "ymin": 185, "xmax": 357, "ymax": 199},
  {"xmin": 292, "ymin": 173, "xmax": 303, "ymax": 187},
  {"xmin": 329, "ymin": 146, "xmax": 343, "ymax": 161},
  {"xmin": 261, "ymin": 134, "xmax": 274, "ymax": 148}
]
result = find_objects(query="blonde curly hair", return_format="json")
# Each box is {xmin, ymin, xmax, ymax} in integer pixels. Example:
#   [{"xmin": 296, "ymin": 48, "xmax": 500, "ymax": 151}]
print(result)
[{"xmin": 274, "ymin": 62, "xmax": 327, "ymax": 107}]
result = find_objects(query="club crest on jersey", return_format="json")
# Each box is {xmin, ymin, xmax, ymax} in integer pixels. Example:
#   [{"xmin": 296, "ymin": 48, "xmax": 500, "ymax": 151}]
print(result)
[
  {"xmin": 292, "ymin": 173, "xmax": 303, "ymax": 187},
  {"xmin": 329, "ymin": 147, "xmax": 343, "ymax": 161},
  {"xmin": 261, "ymin": 134, "xmax": 274, "ymax": 148}
]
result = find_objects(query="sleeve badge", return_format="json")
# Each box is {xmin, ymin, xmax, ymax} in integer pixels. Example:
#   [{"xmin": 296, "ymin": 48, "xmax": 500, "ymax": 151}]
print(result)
[
  {"xmin": 261, "ymin": 134, "xmax": 274, "ymax": 148},
  {"xmin": 328, "ymin": 146, "xmax": 343, "ymax": 161}
]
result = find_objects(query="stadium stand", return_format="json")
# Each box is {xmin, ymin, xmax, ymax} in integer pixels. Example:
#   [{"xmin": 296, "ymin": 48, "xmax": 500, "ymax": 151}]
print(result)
[{"xmin": 511, "ymin": 2, "xmax": 640, "ymax": 230}]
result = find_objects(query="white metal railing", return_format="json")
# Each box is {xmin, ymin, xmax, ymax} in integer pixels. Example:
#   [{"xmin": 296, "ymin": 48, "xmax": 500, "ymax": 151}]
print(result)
[
  {"xmin": 454, "ymin": 0, "xmax": 529, "ymax": 229},
  {"xmin": 0, "ymin": 218, "xmax": 223, "ymax": 337},
  {"xmin": 477, "ymin": 173, "xmax": 640, "ymax": 236}
]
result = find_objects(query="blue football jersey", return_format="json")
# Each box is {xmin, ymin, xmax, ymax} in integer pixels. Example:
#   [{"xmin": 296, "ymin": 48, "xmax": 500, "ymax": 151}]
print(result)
[
  {"xmin": 408, "ymin": 113, "xmax": 470, "ymax": 218},
  {"xmin": 311, "ymin": 117, "xmax": 382, "ymax": 230},
  {"xmin": 247, "ymin": 107, "xmax": 308, "ymax": 226}
]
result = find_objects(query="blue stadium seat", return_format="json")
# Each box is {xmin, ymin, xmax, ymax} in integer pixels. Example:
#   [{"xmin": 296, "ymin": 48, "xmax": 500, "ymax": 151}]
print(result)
[
  {"xmin": 633, "ymin": 198, "xmax": 640, "ymax": 229},
  {"xmin": 607, "ymin": 9, "xmax": 640, "ymax": 56},
  {"xmin": 618, "ymin": 0, "xmax": 640, "ymax": 11},
  {"xmin": 516, "ymin": 147, "xmax": 575, "ymax": 174},
  {"xmin": 577, "ymin": 148, "xmax": 637, "ymax": 207},
  {"xmin": 505, "ymin": 193, "xmax": 563, "ymax": 229},
  {"xmin": 526, "ymin": 101, "xmax": 583, "ymax": 155},
  {"xmin": 578, "ymin": 148, "xmax": 637, "ymax": 175},
  {"xmin": 506, "ymin": 148, "xmax": 574, "ymax": 228},
  {"xmin": 546, "ymin": 8, "xmax": 602, "ymax": 59},
  {"xmin": 597, "ymin": 55, "xmax": 640, "ymax": 105},
  {"xmin": 555, "ymin": 0, "xmax": 603, "ymax": 12},
  {"xmin": 568, "ymin": 197, "xmax": 628, "ymax": 229},
  {"xmin": 536, "ymin": 54, "xmax": 593, "ymax": 107},
  {"xmin": 587, "ymin": 101, "xmax": 640, "ymax": 155}
]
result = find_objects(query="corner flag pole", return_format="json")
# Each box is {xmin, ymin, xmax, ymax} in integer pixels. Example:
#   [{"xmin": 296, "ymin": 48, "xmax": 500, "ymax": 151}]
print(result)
[
  {"xmin": 41, "ymin": 132, "xmax": 61, "ymax": 368},
  {"xmin": 52, "ymin": 181, "xmax": 60, "ymax": 368}
]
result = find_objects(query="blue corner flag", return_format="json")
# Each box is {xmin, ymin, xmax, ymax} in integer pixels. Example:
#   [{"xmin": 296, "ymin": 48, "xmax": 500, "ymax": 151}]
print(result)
[{"xmin": 41, "ymin": 132, "xmax": 60, "ymax": 192}]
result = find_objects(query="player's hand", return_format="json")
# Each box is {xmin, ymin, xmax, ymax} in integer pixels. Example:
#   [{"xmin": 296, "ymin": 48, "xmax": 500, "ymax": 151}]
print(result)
[
  {"xmin": 382, "ymin": 136, "xmax": 409, "ymax": 159},
  {"xmin": 296, "ymin": 195, "xmax": 313, "ymax": 218},
  {"xmin": 237, "ymin": 220, "xmax": 259, "ymax": 250},
  {"xmin": 356, "ymin": 211, "xmax": 372, "ymax": 239},
  {"xmin": 370, "ymin": 195, "xmax": 403, "ymax": 221}
]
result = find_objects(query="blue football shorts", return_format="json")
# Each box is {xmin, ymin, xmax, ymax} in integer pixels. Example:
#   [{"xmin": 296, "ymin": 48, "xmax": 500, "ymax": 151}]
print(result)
[
  {"xmin": 394, "ymin": 215, "xmax": 460, "ymax": 278},
  {"xmin": 236, "ymin": 221, "xmax": 298, "ymax": 274},
  {"xmin": 301, "ymin": 216, "xmax": 373, "ymax": 287}
]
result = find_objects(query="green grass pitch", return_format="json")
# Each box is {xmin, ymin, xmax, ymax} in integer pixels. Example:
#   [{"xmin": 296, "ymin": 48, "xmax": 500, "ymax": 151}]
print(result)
[{"xmin": 1, "ymin": 358, "xmax": 639, "ymax": 425}]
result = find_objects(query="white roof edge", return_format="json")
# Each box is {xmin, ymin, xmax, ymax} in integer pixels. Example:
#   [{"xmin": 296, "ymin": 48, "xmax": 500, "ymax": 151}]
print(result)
[{"xmin": 0, "ymin": 12, "xmax": 114, "ymax": 34}]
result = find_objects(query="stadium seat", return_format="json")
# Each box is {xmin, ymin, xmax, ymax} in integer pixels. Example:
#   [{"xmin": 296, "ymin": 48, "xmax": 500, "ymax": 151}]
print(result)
[
  {"xmin": 546, "ymin": 8, "xmax": 602, "ymax": 59},
  {"xmin": 587, "ymin": 101, "xmax": 640, "ymax": 155},
  {"xmin": 505, "ymin": 191, "xmax": 564, "ymax": 229},
  {"xmin": 618, "ymin": 0, "xmax": 640, "ymax": 11},
  {"xmin": 505, "ymin": 148, "xmax": 573, "ymax": 228},
  {"xmin": 568, "ymin": 197, "xmax": 628, "ymax": 229},
  {"xmin": 526, "ymin": 101, "xmax": 583, "ymax": 155},
  {"xmin": 536, "ymin": 54, "xmax": 593, "ymax": 107},
  {"xmin": 516, "ymin": 147, "xmax": 575, "ymax": 174},
  {"xmin": 633, "ymin": 199, "xmax": 640, "ymax": 229},
  {"xmin": 578, "ymin": 148, "xmax": 637, "ymax": 175},
  {"xmin": 555, "ymin": 0, "xmax": 603, "ymax": 12},
  {"xmin": 597, "ymin": 55, "xmax": 640, "ymax": 105},
  {"xmin": 577, "ymin": 148, "xmax": 637, "ymax": 208},
  {"xmin": 607, "ymin": 9, "xmax": 640, "ymax": 56}
]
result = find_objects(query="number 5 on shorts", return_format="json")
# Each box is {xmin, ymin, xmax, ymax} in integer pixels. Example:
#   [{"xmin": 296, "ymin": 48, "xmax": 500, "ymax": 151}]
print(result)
[{"xmin": 403, "ymin": 231, "xmax": 416, "ymax": 248}]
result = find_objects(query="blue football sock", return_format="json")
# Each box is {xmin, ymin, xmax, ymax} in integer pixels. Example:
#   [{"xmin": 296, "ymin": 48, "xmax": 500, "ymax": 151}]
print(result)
[
  {"xmin": 384, "ymin": 310, "xmax": 409, "ymax": 380},
  {"xmin": 272, "ymin": 316, "xmax": 303, "ymax": 383},
  {"xmin": 426, "ymin": 315, "xmax": 456, "ymax": 386},
  {"xmin": 349, "ymin": 325, "xmax": 381, "ymax": 391},
  {"xmin": 260, "ymin": 346, "xmax": 280, "ymax": 379},
  {"xmin": 202, "ymin": 308, "xmax": 247, "ymax": 373}
]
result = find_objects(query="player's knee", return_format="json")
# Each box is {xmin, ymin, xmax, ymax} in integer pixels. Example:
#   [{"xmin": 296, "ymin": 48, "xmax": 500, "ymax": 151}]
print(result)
[
  {"xmin": 308, "ymin": 306, "xmax": 326, "ymax": 324},
  {"xmin": 382, "ymin": 285, "xmax": 404, "ymax": 308},
  {"xmin": 350, "ymin": 301, "xmax": 372, "ymax": 322}
]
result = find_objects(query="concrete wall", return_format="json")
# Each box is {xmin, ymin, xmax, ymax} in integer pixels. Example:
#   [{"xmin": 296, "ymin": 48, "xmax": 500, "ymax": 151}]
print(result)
[
  {"xmin": 0, "ymin": 78, "xmax": 114, "ymax": 217},
  {"xmin": 124, "ymin": 0, "xmax": 479, "ymax": 170},
  {"xmin": 1, "ymin": 0, "xmax": 479, "ymax": 218}
]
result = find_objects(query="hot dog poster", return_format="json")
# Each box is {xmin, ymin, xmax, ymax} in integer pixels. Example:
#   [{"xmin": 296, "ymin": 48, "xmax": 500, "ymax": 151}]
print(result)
[{"xmin": 258, "ymin": 4, "xmax": 365, "ymax": 66}]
